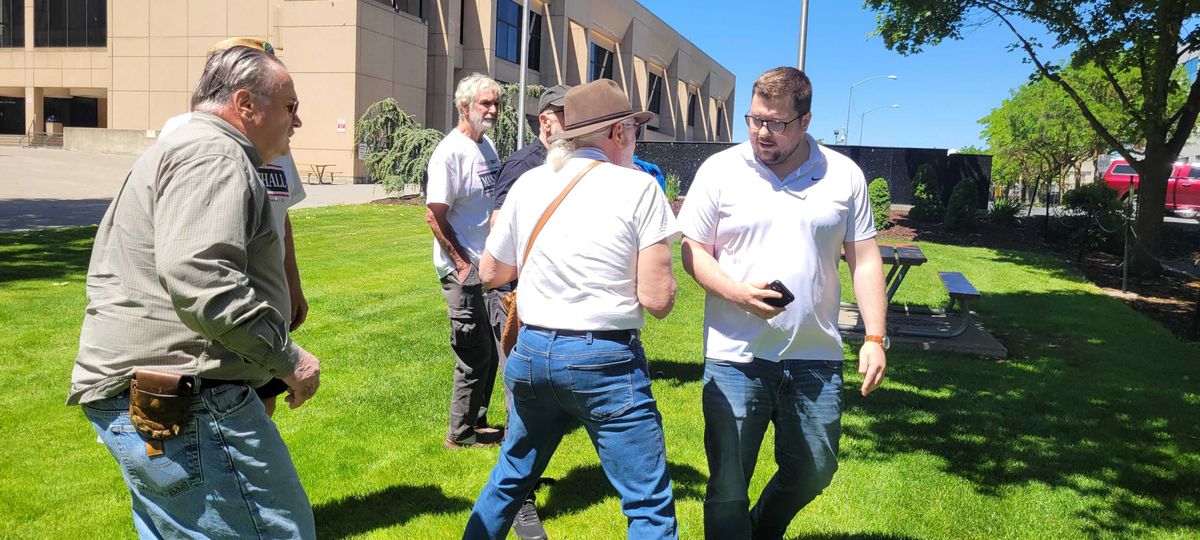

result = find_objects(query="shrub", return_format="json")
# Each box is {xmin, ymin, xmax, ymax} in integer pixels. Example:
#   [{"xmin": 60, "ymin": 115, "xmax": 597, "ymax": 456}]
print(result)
[
  {"xmin": 665, "ymin": 172, "xmax": 681, "ymax": 201},
  {"xmin": 943, "ymin": 179, "xmax": 979, "ymax": 231},
  {"xmin": 988, "ymin": 197, "xmax": 1022, "ymax": 226},
  {"xmin": 868, "ymin": 177, "xmax": 892, "ymax": 230},
  {"xmin": 492, "ymin": 83, "xmax": 545, "ymax": 159},
  {"xmin": 354, "ymin": 98, "xmax": 444, "ymax": 196},
  {"xmin": 1060, "ymin": 182, "xmax": 1124, "ymax": 258},
  {"xmin": 908, "ymin": 164, "xmax": 943, "ymax": 222}
]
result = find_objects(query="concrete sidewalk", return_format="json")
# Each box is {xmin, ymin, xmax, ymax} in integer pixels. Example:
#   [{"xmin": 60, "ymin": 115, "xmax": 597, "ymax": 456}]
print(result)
[{"xmin": 0, "ymin": 147, "xmax": 382, "ymax": 232}]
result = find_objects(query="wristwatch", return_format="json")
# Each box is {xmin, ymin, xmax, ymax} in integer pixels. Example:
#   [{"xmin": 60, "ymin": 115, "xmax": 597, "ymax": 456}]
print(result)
[{"xmin": 865, "ymin": 334, "xmax": 890, "ymax": 350}]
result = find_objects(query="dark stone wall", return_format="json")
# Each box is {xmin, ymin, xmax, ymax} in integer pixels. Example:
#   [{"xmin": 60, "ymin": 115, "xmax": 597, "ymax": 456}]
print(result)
[{"xmin": 636, "ymin": 142, "xmax": 992, "ymax": 209}]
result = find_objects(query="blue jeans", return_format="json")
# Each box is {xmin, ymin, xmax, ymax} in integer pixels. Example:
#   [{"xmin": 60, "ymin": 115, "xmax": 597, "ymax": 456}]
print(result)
[
  {"xmin": 465, "ymin": 327, "xmax": 677, "ymax": 539},
  {"xmin": 702, "ymin": 359, "xmax": 843, "ymax": 540},
  {"xmin": 82, "ymin": 383, "xmax": 315, "ymax": 539}
]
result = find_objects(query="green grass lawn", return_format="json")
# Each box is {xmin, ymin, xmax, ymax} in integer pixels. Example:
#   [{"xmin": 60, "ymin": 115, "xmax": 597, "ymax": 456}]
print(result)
[{"xmin": 1, "ymin": 204, "xmax": 1197, "ymax": 539}]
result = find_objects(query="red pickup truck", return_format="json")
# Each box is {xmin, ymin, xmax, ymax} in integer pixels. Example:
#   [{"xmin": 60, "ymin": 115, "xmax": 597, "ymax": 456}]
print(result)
[{"xmin": 1103, "ymin": 159, "xmax": 1200, "ymax": 218}]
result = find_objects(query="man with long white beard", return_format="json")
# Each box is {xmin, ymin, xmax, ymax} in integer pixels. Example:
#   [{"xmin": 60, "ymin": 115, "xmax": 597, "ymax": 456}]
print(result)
[{"xmin": 426, "ymin": 73, "xmax": 506, "ymax": 448}]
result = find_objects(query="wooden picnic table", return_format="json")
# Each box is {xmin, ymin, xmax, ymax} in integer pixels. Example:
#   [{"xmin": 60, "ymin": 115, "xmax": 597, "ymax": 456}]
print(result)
[
  {"xmin": 298, "ymin": 163, "xmax": 336, "ymax": 184},
  {"xmin": 841, "ymin": 244, "xmax": 927, "ymax": 303}
]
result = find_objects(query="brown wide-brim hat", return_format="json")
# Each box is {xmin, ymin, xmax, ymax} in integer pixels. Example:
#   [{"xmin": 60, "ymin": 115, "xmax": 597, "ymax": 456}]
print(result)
[{"xmin": 551, "ymin": 79, "xmax": 655, "ymax": 142}]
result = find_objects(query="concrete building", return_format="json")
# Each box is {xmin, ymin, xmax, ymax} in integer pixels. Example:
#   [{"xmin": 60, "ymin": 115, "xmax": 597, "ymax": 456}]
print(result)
[{"xmin": 0, "ymin": 0, "xmax": 734, "ymax": 182}]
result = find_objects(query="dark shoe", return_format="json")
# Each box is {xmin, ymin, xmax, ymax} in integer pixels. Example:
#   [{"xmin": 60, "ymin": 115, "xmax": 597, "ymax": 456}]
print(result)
[
  {"xmin": 443, "ymin": 429, "xmax": 504, "ymax": 449},
  {"xmin": 512, "ymin": 492, "xmax": 547, "ymax": 540}
]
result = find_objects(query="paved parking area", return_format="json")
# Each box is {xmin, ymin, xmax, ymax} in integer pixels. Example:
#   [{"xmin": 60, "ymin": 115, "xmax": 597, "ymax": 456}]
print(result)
[{"xmin": 0, "ymin": 147, "xmax": 381, "ymax": 232}]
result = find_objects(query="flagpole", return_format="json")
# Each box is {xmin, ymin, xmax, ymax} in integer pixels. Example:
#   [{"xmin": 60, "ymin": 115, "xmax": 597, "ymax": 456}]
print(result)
[{"xmin": 516, "ymin": 0, "xmax": 530, "ymax": 150}]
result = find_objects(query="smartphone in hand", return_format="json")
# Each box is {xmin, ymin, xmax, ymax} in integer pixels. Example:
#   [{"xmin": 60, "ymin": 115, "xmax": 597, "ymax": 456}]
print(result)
[{"xmin": 763, "ymin": 280, "xmax": 795, "ymax": 308}]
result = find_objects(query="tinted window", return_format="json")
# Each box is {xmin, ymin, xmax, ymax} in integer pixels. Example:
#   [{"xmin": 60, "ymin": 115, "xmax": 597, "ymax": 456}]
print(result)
[
  {"xmin": 1111, "ymin": 164, "xmax": 1136, "ymax": 175},
  {"xmin": 646, "ymin": 72, "xmax": 662, "ymax": 115},
  {"xmin": 716, "ymin": 105, "xmax": 726, "ymax": 139},
  {"xmin": 687, "ymin": 93, "xmax": 697, "ymax": 127},
  {"xmin": 34, "ymin": 0, "xmax": 104, "ymax": 48},
  {"xmin": 589, "ymin": 43, "xmax": 613, "ymax": 81},
  {"xmin": 495, "ymin": 1, "xmax": 540, "ymax": 70},
  {"xmin": 0, "ymin": 0, "xmax": 24, "ymax": 48},
  {"xmin": 1189, "ymin": 167, "xmax": 1200, "ymax": 178}
]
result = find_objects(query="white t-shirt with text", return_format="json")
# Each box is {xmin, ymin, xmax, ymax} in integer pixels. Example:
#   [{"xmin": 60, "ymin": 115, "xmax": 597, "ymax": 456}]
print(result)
[
  {"xmin": 426, "ymin": 129, "xmax": 502, "ymax": 278},
  {"xmin": 159, "ymin": 113, "xmax": 307, "ymax": 251},
  {"xmin": 676, "ymin": 137, "xmax": 876, "ymax": 362},
  {"xmin": 487, "ymin": 148, "xmax": 678, "ymax": 330}
]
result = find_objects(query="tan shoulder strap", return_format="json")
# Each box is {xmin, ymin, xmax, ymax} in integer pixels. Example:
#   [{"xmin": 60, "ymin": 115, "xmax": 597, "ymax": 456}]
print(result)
[{"xmin": 519, "ymin": 160, "xmax": 604, "ymax": 267}]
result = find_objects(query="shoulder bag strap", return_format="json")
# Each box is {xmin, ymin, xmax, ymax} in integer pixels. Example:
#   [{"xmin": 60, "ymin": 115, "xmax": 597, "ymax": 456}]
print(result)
[{"xmin": 518, "ymin": 160, "xmax": 604, "ymax": 268}]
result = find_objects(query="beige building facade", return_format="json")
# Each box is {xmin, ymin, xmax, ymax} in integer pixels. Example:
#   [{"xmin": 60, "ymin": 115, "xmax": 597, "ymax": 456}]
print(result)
[{"xmin": 0, "ymin": 0, "xmax": 734, "ymax": 182}]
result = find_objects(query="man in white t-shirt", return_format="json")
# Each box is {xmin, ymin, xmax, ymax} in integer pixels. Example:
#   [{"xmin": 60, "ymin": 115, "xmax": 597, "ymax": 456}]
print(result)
[
  {"xmin": 158, "ymin": 37, "xmax": 309, "ymax": 415},
  {"xmin": 677, "ymin": 67, "xmax": 889, "ymax": 539},
  {"xmin": 426, "ymin": 73, "xmax": 504, "ymax": 449}
]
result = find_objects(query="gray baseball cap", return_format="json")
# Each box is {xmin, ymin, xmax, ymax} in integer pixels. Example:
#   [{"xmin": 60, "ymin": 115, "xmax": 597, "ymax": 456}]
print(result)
[{"xmin": 538, "ymin": 85, "xmax": 570, "ymax": 112}]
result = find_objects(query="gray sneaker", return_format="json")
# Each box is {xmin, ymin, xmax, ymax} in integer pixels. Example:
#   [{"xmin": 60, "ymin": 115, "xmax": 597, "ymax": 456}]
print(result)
[{"xmin": 512, "ymin": 491, "xmax": 547, "ymax": 540}]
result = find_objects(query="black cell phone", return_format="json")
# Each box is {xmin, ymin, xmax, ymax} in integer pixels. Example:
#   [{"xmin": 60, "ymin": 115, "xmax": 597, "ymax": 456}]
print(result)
[{"xmin": 764, "ymin": 280, "xmax": 795, "ymax": 308}]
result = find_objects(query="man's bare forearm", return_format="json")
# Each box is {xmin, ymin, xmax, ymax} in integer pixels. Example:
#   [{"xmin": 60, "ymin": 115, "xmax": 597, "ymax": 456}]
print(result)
[
  {"xmin": 425, "ymin": 206, "xmax": 471, "ymax": 269},
  {"xmin": 681, "ymin": 237, "xmax": 737, "ymax": 301},
  {"xmin": 846, "ymin": 239, "xmax": 887, "ymax": 336}
]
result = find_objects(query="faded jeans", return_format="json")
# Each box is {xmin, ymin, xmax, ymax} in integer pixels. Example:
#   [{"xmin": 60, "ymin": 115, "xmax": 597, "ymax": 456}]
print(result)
[
  {"xmin": 82, "ymin": 383, "xmax": 314, "ymax": 539},
  {"xmin": 464, "ymin": 327, "xmax": 677, "ymax": 539},
  {"xmin": 702, "ymin": 358, "xmax": 843, "ymax": 540}
]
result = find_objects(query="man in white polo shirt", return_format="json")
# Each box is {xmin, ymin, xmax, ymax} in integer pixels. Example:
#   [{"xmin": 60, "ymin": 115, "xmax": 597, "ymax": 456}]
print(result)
[
  {"xmin": 426, "ymin": 73, "xmax": 505, "ymax": 449},
  {"xmin": 678, "ymin": 67, "xmax": 889, "ymax": 539}
]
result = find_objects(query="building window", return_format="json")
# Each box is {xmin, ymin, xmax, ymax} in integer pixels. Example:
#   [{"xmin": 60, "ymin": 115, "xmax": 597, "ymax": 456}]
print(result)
[
  {"xmin": 0, "ymin": 0, "xmax": 23, "ymax": 48},
  {"xmin": 375, "ymin": 0, "xmax": 423, "ymax": 20},
  {"xmin": 495, "ymin": 0, "xmax": 541, "ymax": 70},
  {"xmin": 687, "ymin": 93, "xmax": 697, "ymax": 128},
  {"xmin": 646, "ymin": 72, "xmax": 663, "ymax": 115},
  {"xmin": 716, "ymin": 104, "xmax": 726, "ymax": 140},
  {"xmin": 459, "ymin": 0, "xmax": 464, "ymax": 45},
  {"xmin": 589, "ymin": 43, "xmax": 614, "ymax": 81},
  {"xmin": 34, "ymin": 0, "xmax": 105, "ymax": 48}
]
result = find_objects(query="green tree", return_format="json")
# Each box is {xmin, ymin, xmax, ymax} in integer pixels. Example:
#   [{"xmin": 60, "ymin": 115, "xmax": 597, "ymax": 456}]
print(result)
[
  {"xmin": 491, "ymin": 83, "xmax": 545, "ymax": 159},
  {"xmin": 866, "ymin": 0, "xmax": 1200, "ymax": 275},
  {"xmin": 868, "ymin": 177, "xmax": 893, "ymax": 230},
  {"xmin": 354, "ymin": 98, "xmax": 443, "ymax": 196}
]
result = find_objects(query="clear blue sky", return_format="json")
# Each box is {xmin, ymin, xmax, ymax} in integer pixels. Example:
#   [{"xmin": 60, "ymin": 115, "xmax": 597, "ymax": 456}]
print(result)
[{"xmin": 639, "ymin": 0, "xmax": 1071, "ymax": 149}]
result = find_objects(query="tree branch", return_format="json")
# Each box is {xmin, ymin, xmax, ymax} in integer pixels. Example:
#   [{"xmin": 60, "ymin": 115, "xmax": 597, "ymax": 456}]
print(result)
[{"xmin": 984, "ymin": 5, "xmax": 1140, "ymax": 168}]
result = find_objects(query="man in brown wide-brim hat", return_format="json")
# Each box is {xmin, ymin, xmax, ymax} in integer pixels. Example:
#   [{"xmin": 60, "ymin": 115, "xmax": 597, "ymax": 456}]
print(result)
[{"xmin": 467, "ymin": 78, "xmax": 681, "ymax": 538}]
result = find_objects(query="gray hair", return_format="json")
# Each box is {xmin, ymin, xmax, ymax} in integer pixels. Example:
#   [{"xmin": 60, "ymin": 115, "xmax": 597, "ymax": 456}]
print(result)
[
  {"xmin": 453, "ymin": 73, "xmax": 500, "ymax": 111},
  {"xmin": 191, "ymin": 46, "xmax": 286, "ymax": 112},
  {"xmin": 546, "ymin": 121, "xmax": 633, "ymax": 171}
]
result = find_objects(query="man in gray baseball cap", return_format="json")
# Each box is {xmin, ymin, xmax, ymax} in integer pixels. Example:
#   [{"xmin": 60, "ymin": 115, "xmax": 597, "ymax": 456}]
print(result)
[{"xmin": 490, "ymin": 84, "xmax": 569, "ymax": 218}]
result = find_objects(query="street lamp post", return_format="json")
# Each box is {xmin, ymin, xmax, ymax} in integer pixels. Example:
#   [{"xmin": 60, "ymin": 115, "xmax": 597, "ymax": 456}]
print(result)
[
  {"xmin": 843, "ymin": 75, "xmax": 897, "ymax": 144},
  {"xmin": 858, "ymin": 104, "xmax": 899, "ymax": 145},
  {"xmin": 797, "ymin": 0, "xmax": 810, "ymax": 71}
]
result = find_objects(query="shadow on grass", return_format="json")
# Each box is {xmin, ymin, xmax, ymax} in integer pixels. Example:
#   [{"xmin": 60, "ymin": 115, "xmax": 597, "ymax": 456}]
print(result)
[
  {"xmin": 649, "ymin": 357, "xmax": 704, "ymax": 385},
  {"xmin": 0, "ymin": 225, "xmax": 96, "ymax": 284},
  {"xmin": 539, "ymin": 461, "xmax": 705, "ymax": 520},
  {"xmin": 313, "ymin": 484, "xmax": 472, "ymax": 538},
  {"xmin": 788, "ymin": 534, "xmax": 919, "ymax": 540},
  {"xmin": 843, "ymin": 289, "xmax": 1200, "ymax": 536}
]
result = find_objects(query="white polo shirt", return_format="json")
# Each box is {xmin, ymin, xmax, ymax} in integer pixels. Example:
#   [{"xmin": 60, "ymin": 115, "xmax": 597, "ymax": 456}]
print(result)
[
  {"xmin": 677, "ymin": 137, "xmax": 876, "ymax": 362},
  {"xmin": 426, "ymin": 129, "xmax": 502, "ymax": 278},
  {"xmin": 487, "ymin": 148, "xmax": 679, "ymax": 330}
]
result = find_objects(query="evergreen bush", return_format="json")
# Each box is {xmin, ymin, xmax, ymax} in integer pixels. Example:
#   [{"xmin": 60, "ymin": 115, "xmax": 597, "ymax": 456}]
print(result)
[
  {"xmin": 354, "ymin": 98, "xmax": 443, "ymax": 196},
  {"xmin": 908, "ymin": 164, "xmax": 943, "ymax": 222},
  {"xmin": 868, "ymin": 177, "xmax": 892, "ymax": 230},
  {"xmin": 943, "ymin": 179, "xmax": 979, "ymax": 231},
  {"xmin": 492, "ymin": 83, "xmax": 545, "ymax": 159}
]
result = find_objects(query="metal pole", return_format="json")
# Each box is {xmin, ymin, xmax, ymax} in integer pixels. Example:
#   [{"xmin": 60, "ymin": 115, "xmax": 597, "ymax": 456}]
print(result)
[
  {"xmin": 842, "ymin": 75, "xmax": 897, "ymax": 145},
  {"xmin": 797, "ymin": 0, "xmax": 809, "ymax": 71},
  {"xmin": 516, "ymin": 0, "xmax": 530, "ymax": 150},
  {"xmin": 859, "ymin": 103, "xmax": 897, "ymax": 144}
]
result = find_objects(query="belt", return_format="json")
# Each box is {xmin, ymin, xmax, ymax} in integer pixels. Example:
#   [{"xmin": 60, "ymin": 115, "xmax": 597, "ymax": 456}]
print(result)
[{"xmin": 525, "ymin": 325, "xmax": 637, "ymax": 341}]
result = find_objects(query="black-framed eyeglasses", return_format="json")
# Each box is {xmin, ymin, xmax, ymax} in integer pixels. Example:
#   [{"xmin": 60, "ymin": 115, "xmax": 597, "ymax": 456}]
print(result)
[
  {"xmin": 284, "ymin": 100, "xmax": 300, "ymax": 117},
  {"xmin": 745, "ymin": 113, "xmax": 802, "ymax": 134}
]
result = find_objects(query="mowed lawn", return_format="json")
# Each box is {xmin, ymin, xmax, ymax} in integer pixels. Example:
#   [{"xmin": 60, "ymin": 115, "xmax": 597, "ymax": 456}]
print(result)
[{"xmin": 1, "ymin": 204, "xmax": 1197, "ymax": 539}]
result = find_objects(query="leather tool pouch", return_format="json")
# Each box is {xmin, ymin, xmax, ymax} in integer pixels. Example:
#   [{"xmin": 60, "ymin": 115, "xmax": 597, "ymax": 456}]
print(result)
[{"xmin": 129, "ymin": 370, "xmax": 194, "ymax": 440}]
